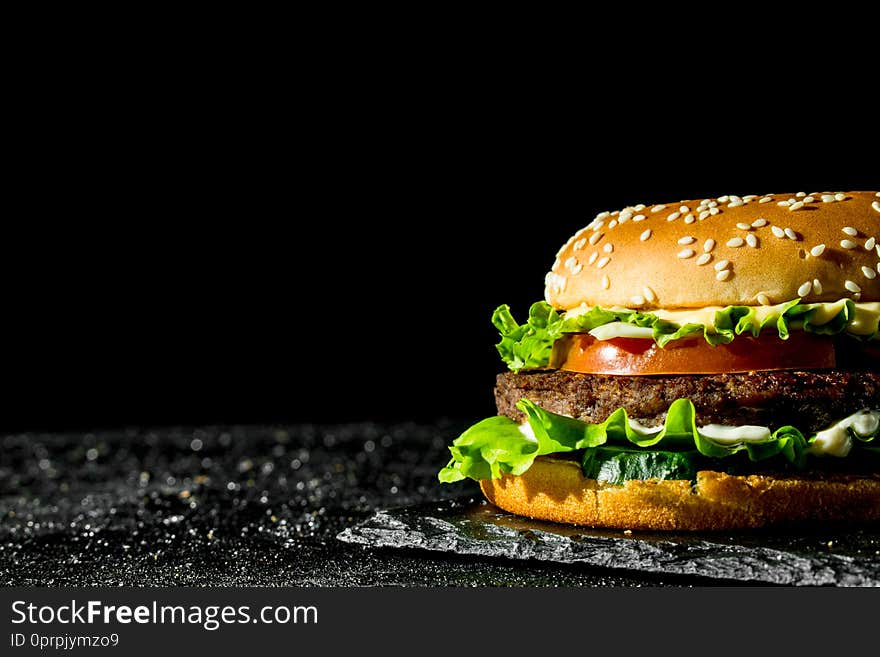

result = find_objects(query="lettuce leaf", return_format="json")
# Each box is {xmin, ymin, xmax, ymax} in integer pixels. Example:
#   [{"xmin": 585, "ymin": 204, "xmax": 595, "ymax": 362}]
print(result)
[
  {"xmin": 494, "ymin": 299, "xmax": 867, "ymax": 371},
  {"xmin": 438, "ymin": 398, "xmax": 826, "ymax": 484}
]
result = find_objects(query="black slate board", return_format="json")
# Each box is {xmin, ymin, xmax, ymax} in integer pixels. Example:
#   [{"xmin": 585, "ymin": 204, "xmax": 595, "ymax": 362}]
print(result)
[{"xmin": 338, "ymin": 497, "xmax": 880, "ymax": 586}]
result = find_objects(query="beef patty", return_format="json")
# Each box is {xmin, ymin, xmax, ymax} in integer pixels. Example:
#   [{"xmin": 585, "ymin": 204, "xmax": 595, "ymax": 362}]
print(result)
[{"xmin": 495, "ymin": 369, "xmax": 880, "ymax": 434}]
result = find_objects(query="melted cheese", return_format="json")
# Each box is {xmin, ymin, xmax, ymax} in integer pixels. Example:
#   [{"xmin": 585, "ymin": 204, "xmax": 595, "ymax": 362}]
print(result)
[{"xmin": 563, "ymin": 300, "xmax": 880, "ymax": 338}]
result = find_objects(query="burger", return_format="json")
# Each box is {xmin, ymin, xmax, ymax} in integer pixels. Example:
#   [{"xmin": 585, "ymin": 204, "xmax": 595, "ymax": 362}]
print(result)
[{"xmin": 438, "ymin": 191, "xmax": 880, "ymax": 530}]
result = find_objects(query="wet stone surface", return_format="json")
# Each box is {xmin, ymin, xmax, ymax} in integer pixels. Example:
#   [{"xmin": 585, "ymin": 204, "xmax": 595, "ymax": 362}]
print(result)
[
  {"xmin": 3, "ymin": 422, "xmax": 877, "ymax": 586},
  {"xmin": 0, "ymin": 422, "xmax": 690, "ymax": 587}
]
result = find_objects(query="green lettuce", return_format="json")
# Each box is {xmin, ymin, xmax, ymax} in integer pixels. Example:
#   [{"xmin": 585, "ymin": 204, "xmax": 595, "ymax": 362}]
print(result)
[
  {"xmin": 494, "ymin": 299, "xmax": 867, "ymax": 372},
  {"xmin": 438, "ymin": 398, "xmax": 817, "ymax": 484}
]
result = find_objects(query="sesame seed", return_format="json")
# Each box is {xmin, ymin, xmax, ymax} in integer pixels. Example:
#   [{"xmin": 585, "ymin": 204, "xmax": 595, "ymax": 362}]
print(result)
[
  {"xmin": 862, "ymin": 266, "xmax": 877, "ymax": 280},
  {"xmin": 633, "ymin": 214, "xmax": 646, "ymax": 222},
  {"xmin": 678, "ymin": 236, "xmax": 696, "ymax": 245},
  {"xmin": 777, "ymin": 201, "xmax": 791, "ymax": 207},
  {"xmin": 667, "ymin": 211, "xmax": 681, "ymax": 222},
  {"xmin": 574, "ymin": 238, "xmax": 587, "ymax": 250},
  {"xmin": 876, "ymin": 193, "xmax": 880, "ymax": 197},
  {"xmin": 797, "ymin": 281, "xmax": 813, "ymax": 297},
  {"xmin": 866, "ymin": 237, "xmax": 877, "ymax": 251},
  {"xmin": 630, "ymin": 295, "xmax": 645, "ymax": 307},
  {"xmin": 796, "ymin": 192, "xmax": 806, "ymax": 198},
  {"xmin": 643, "ymin": 286, "xmax": 657, "ymax": 303},
  {"xmin": 840, "ymin": 239, "xmax": 857, "ymax": 250},
  {"xmin": 736, "ymin": 222, "xmax": 752, "ymax": 230},
  {"xmin": 618, "ymin": 210, "xmax": 633, "ymax": 223},
  {"xmin": 821, "ymin": 194, "xmax": 836, "ymax": 203},
  {"xmin": 603, "ymin": 243, "xmax": 614, "ymax": 253},
  {"xmin": 708, "ymin": 201, "xmax": 718, "ymax": 208},
  {"xmin": 728, "ymin": 199, "xmax": 743, "ymax": 208},
  {"xmin": 759, "ymin": 196, "xmax": 773, "ymax": 204},
  {"xmin": 640, "ymin": 229, "xmax": 652, "ymax": 242},
  {"xmin": 704, "ymin": 239, "xmax": 716, "ymax": 252},
  {"xmin": 746, "ymin": 234, "xmax": 758, "ymax": 248},
  {"xmin": 771, "ymin": 226, "xmax": 785, "ymax": 238},
  {"xmin": 842, "ymin": 226, "xmax": 858, "ymax": 237},
  {"xmin": 757, "ymin": 293, "xmax": 771, "ymax": 306},
  {"xmin": 608, "ymin": 219, "xmax": 618, "ymax": 229},
  {"xmin": 696, "ymin": 253, "xmax": 712, "ymax": 266},
  {"xmin": 588, "ymin": 252, "xmax": 599, "ymax": 265},
  {"xmin": 743, "ymin": 195, "xmax": 757, "ymax": 202},
  {"xmin": 684, "ymin": 215, "xmax": 695, "ymax": 224},
  {"xmin": 789, "ymin": 201, "xmax": 805, "ymax": 211},
  {"xmin": 677, "ymin": 248, "xmax": 695, "ymax": 259},
  {"xmin": 813, "ymin": 279, "xmax": 823, "ymax": 295},
  {"xmin": 717, "ymin": 196, "xmax": 729, "ymax": 203},
  {"xmin": 803, "ymin": 196, "xmax": 815, "ymax": 203},
  {"xmin": 810, "ymin": 244, "xmax": 826, "ymax": 257},
  {"xmin": 877, "ymin": 244, "xmax": 880, "ymax": 257},
  {"xmin": 751, "ymin": 218, "xmax": 768, "ymax": 227},
  {"xmin": 595, "ymin": 211, "xmax": 610, "ymax": 221},
  {"xmin": 589, "ymin": 232, "xmax": 603, "ymax": 245},
  {"xmin": 709, "ymin": 207, "xmax": 720, "ymax": 215},
  {"xmin": 571, "ymin": 263, "xmax": 583, "ymax": 275},
  {"xmin": 714, "ymin": 259, "xmax": 730, "ymax": 271},
  {"xmin": 835, "ymin": 193, "xmax": 846, "ymax": 201},
  {"xmin": 872, "ymin": 201, "xmax": 880, "ymax": 213},
  {"xmin": 601, "ymin": 275, "xmax": 610, "ymax": 290},
  {"xmin": 651, "ymin": 204, "xmax": 666, "ymax": 213},
  {"xmin": 592, "ymin": 221, "xmax": 605, "ymax": 232},
  {"xmin": 784, "ymin": 228, "xmax": 799, "ymax": 240},
  {"xmin": 726, "ymin": 237, "xmax": 744, "ymax": 248},
  {"xmin": 698, "ymin": 210, "xmax": 711, "ymax": 220},
  {"xmin": 845, "ymin": 280, "xmax": 861, "ymax": 294},
  {"xmin": 716, "ymin": 269, "xmax": 732, "ymax": 282},
  {"xmin": 565, "ymin": 256, "xmax": 577, "ymax": 269},
  {"xmin": 634, "ymin": 204, "xmax": 646, "ymax": 211},
  {"xmin": 679, "ymin": 205, "xmax": 689, "ymax": 214},
  {"xmin": 596, "ymin": 257, "xmax": 610, "ymax": 269}
]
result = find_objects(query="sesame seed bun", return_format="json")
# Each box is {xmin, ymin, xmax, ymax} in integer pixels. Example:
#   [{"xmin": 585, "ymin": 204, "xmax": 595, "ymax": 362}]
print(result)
[
  {"xmin": 480, "ymin": 456, "xmax": 880, "ymax": 530},
  {"xmin": 546, "ymin": 191, "xmax": 880, "ymax": 310}
]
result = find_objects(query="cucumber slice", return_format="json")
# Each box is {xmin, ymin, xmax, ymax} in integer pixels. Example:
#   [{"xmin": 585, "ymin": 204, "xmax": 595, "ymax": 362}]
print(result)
[{"xmin": 581, "ymin": 446, "xmax": 700, "ymax": 484}]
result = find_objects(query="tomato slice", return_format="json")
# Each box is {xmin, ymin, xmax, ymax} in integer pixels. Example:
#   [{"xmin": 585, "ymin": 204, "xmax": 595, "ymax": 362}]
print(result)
[{"xmin": 550, "ymin": 331, "xmax": 836, "ymax": 375}]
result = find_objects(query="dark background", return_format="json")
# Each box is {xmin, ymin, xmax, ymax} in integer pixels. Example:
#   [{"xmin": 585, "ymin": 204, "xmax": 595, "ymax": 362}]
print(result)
[{"xmin": 2, "ymin": 48, "xmax": 877, "ymax": 432}]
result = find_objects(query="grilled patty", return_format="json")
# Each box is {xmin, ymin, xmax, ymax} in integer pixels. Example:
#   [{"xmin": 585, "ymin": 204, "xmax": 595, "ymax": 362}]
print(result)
[{"xmin": 495, "ymin": 369, "xmax": 880, "ymax": 434}]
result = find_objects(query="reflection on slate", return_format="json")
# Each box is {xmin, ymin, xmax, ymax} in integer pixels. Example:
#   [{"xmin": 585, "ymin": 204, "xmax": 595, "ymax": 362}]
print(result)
[{"xmin": 338, "ymin": 498, "xmax": 880, "ymax": 586}]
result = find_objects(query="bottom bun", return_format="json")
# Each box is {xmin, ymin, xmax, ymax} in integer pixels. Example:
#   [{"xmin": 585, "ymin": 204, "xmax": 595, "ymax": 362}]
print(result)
[{"xmin": 479, "ymin": 456, "xmax": 880, "ymax": 531}]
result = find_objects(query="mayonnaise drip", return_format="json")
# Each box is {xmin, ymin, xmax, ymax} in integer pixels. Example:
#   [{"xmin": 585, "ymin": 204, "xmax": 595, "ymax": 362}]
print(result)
[{"xmin": 809, "ymin": 409, "xmax": 880, "ymax": 457}]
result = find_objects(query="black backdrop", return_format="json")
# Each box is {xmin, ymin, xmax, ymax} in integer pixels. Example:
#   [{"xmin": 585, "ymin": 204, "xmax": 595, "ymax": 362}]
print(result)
[{"xmin": 2, "ymin": 78, "xmax": 877, "ymax": 431}]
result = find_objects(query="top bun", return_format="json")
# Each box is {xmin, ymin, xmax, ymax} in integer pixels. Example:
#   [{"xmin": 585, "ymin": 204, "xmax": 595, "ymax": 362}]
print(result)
[{"xmin": 545, "ymin": 191, "xmax": 880, "ymax": 310}]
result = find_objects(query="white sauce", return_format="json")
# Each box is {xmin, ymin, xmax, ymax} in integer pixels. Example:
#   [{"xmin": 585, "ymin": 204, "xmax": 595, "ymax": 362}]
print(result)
[
  {"xmin": 809, "ymin": 409, "xmax": 880, "ymax": 457},
  {"xmin": 588, "ymin": 322, "xmax": 654, "ymax": 341},
  {"xmin": 518, "ymin": 422, "xmax": 537, "ymax": 443},
  {"xmin": 699, "ymin": 424, "xmax": 772, "ymax": 444},
  {"xmin": 627, "ymin": 418, "xmax": 663, "ymax": 436}
]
